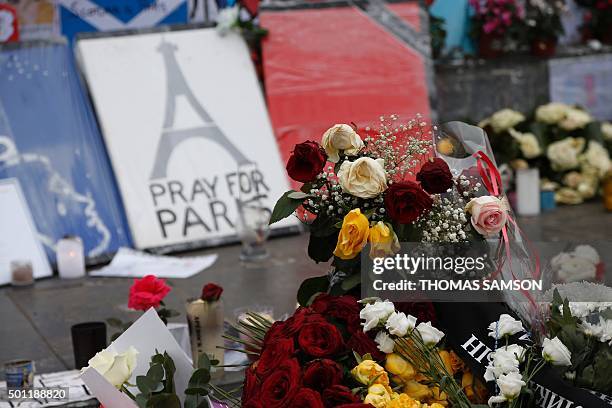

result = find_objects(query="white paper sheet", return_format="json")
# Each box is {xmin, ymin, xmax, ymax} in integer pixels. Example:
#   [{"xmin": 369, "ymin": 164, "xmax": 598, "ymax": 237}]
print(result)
[
  {"xmin": 89, "ymin": 247, "xmax": 217, "ymax": 278},
  {"xmin": 81, "ymin": 308, "xmax": 194, "ymax": 406}
]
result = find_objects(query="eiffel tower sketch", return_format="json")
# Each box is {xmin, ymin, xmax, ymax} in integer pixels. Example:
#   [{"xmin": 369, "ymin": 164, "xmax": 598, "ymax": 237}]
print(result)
[{"xmin": 150, "ymin": 39, "xmax": 251, "ymax": 180}]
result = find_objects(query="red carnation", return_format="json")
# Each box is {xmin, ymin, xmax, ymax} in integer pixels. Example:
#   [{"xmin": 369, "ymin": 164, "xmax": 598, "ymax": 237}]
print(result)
[
  {"xmin": 337, "ymin": 404, "xmax": 374, "ymax": 408},
  {"xmin": 259, "ymin": 359, "xmax": 302, "ymax": 408},
  {"xmin": 255, "ymin": 338, "xmax": 295, "ymax": 377},
  {"xmin": 201, "ymin": 282, "xmax": 223, "ymax": 301},
  {"xmin": 384, "ymin": 181, "xmax": 433, "ymax": 224},
  {"xmin": 416, "ymin": 158, "xmax": 453, "ymax": 194},
  {"xmin": 286, "ymin": 141, "xmax": 327, "ymax": 183},
  {"xmin": 298, "ymin": 320, "xmax": 344, "ymax": 358},
  {"xmin": 303, "ymin": 359, "xmax": 343, "ymax": 390},
  {"xmin": 127, "ymin": 275, "xmax": 171, "ymax": 311},
  {"xmin": 322, "ymin": 385, "xmax": 360, "ymax": 407},
  {"xmin": 292, "ymin": 388, "xmax": 325, "ymax": 408}
]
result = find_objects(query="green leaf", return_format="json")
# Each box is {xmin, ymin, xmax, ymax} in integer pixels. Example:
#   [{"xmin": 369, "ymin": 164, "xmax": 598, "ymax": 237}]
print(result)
[
  {"xmin": 147, "ymin": 364, "xmax": 164, "ymax": 384},
  {"xmin": 189, "ymin": 369, "xmax": 211, "ymax": 389},
  {"xmin": 197, "ymin": 354, "xmax": 211, "ymax": 371},
  {"xmin": 269, "ymin": 191, "xmax": 303, "ymax": 225},
  {"xmin": 297, "ymin": 275, "xmax": 330, "ymax": 306},
  {"xmin": 135, "ymin": 393, "xmax": 148, "ymax": 408},
  {"xmin": 308, "ymin": 231, "xmax": 338, "ymax": 263},
  {"xmin": 340, "ymin": 273, "xmax": 362, "ymax": 292},
  {"xmin": 146, "ymin": 393, "xmax": 181, "ymax": 408}
]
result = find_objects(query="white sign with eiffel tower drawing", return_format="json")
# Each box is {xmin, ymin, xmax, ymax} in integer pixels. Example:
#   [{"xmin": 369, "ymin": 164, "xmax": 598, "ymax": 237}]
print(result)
[{"xmin": 76, "ymin": 28, "xmax": 298, "ymax": 249}]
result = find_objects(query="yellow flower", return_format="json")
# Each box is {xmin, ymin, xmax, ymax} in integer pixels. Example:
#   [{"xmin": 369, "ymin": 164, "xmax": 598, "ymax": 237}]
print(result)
[
  {"xmin": 369, "ymin": 221, "xmax": 400, "ymax": 258},
  {"xmin": 424, "ymin": 404, "xmax": 446, "ymax": 408},
  {"xmin": 387, "ymin": 393, "xmax": 421, "ymax": 408},
  {"xmin": 351, "ymin": 359, "xmax": 389, "ymax": 386},
  {"xmin": 403, "ymin": 380, "xmax": 432, "ymax": 401},
  {"xmin": 334, "ymin": 209, "xmax": 370, "ymax": 260},
  {"xmin": 449, "ymin": 351, "xmax": 465, "ymax": 373},
  {"xmin": 364, "ymin": 384, "xmax": 392, "ymax": 408},
  {"xmin": 430, "ymin": 386, "xmax": 447, "ymax": 402},
  {"xmin": 385, "ymin": 354, "xmax": 416, "ymax": 382}
]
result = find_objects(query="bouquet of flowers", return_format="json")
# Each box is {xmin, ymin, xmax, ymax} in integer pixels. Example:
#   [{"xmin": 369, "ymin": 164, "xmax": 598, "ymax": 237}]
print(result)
[
  {"xmin": 478, "ymin": 104, "xmax": 612, "ymax": 205},
  {"xmin": 468, "ymin": 0, "xmax": 527, "ymax": 57},
  {"xmin": 524, "ymin": 0, "xmax": 566, "ymax": 57}
]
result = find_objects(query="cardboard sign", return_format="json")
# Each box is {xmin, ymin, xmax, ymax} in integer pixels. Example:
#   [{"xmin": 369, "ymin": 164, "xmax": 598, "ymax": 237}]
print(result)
[
  {"xmin": 57, "ymin": 0, "xmax": 188, "ymax": 41},
  {"xmin": 77, "ymin": 28, "xmax": 298, "ymax": 250},
  {"xmin": 0, "ymin": 179, "xmax": 52, "ymax": 285},
  {"xmin": 0, "ymin": 42, "xmax": 131, "ymax": 263}
]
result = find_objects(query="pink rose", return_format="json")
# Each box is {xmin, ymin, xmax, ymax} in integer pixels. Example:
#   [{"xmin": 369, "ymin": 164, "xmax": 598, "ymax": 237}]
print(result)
[{"xmin": 465, "ymin": 196, "xmax": 508, "ymax": 237}]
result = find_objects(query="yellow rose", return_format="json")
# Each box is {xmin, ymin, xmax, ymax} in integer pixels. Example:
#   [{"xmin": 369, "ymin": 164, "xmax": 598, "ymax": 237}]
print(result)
[
  {"xmin": 387, "ymin": 393, "xmax": 421, "ymax": 408},
  {"xmin": 462, "ymin": 370, "xmax": 475, "ymax": 400},
  {"xmin": 338, "ymin": 157, "xmax": 387, "ymax": 199},
  {"xmin": 351, "ymin": 359, "xmax": 389, "ymax": 386},
  {"xmin": 364, "ymin": 384, "xmax": 393, "ymax": 408},
  {"xmin": 322, "ymin": 124, "xmax": 364, "ymax": 163},
  {"xmin": 369, "ymin": 221, "xmax": 400, "ymax": 259},
  {"xmin": 334, "ymin": 209, "xmax": 370, "ymax": 260},
  {"xmin": 403, "ymin": 380, "xmax": 432, "ymax": 401},
  {"xmin": 385, "ymin": 353, "xmax": 416, "ymax": 382},
  {"xmin": 438, "ymin": 350, "xmax": 454, "ymax": 375}
]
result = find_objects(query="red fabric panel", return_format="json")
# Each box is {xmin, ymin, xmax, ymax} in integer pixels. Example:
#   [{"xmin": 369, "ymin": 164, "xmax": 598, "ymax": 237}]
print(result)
[{"xmin": 261, "ymin": 6, "xmax": 431, "ymax": 187}]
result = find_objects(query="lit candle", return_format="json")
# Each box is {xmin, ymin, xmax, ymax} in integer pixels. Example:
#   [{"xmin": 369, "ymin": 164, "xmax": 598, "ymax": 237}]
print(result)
[{"xmin": 57, "ymin": 236, "xmax": 85, "ymax": 279}]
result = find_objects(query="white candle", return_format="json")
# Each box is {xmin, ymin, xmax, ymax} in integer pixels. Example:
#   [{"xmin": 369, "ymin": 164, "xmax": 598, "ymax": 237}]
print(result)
[
  {"xmin": 57, "ymin": 236, "xmax": 85, "ymax": 279},
  {"xmin": 516, "ymin": 168, "xmax": 541, "ymax": 216}
]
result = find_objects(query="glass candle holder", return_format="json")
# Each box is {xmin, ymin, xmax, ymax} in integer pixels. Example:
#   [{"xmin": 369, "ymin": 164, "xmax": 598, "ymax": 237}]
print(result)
[
  {"xmin": 186, "ymin": 298, "xmax": 225, "ymax": 377},
  {"xmin": 57, "ymin": 236, "xmax": 85, "ymax": 279}
]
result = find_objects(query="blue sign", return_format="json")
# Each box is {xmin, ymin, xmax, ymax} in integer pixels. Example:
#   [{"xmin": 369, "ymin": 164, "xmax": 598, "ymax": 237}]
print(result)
[
  {"xmin": 0, "ymin": 43, "xmax": 131, "ymax": 263},
  {"xmin": 58, "ymin": 0, "xmax": 188, "ymax": 41}
]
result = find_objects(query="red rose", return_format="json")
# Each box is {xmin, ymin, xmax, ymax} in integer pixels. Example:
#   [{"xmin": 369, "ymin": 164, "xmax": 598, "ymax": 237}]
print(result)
[
  {"xmin": 322, "ymin": 385, "xmax": 360, "ymax": 407},
  {"xmin": 416, "ymin": 158, "xmax": 453, "ymax": 194},
  {"xmin": 259, "ymin": 358, "xmax": 302, "ymax": 408},
  {"xmin": 303, "ymin": 359, "xmax": 343, "ymax": 390},
  {"xmin": 243, "ymin": 401, "xmax": 264, "ymax": 408},
  {"xmin": 298, "ymin": 321, "xmax": 344, "ymax": 358},
  {"xmin": 396, "ymin": 301, "xmax": 437, "ymax": 326},
  {"xmin": 311, "ymin": 294, "xmax": 360, "ymax": 324},
  {"xmin": 256, "ymin": 338, "xmax": 295, "ymax": 377},
  {"xmin": 337, "ymin": 405, "xmax": 374, "ymax": 408},
  {"xmin": 384, "ymin": 181, "xmax": 433, "ymax": 224},
  {"xmin": 201, "ymin": 282, "xmax": 223, "ymax": 301},
  {"xmin": 286, "ymin": 141, "xmax": 327, "ymax": 183},
  {"xmin": 127, "ymin": 275, "xmax": 171, "ymax": 311},
  {"xmin": 242, "ymin": 366, "xmax": 260, "ymax": 402},
  {"xmin": 263, "ymin": 308, "xmax": 322, "ymax": 346},
  {"xmin": 346, "ymin": 331, "xmax": 385, "ymax": 361},
  {"xmin": 292, "ymin": 388, "xmax": 325, "ymax": 408}
]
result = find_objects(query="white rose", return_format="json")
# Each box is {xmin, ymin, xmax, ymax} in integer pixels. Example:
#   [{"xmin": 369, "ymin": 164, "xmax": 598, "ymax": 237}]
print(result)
[
  {"xmin": 415, "ymin": 322, "xmax": 444, "ymax": 346},
  {"xmin": 509, "ymin": 129, "xmax": 542, "ymax": 159},
  {"xmin": 597, "ymin": 317, "xmax": 612, "ymax": 345},
  {"xmin": 557, "ymin": 257, "xmax": 597, "ymax": 282},
  {"xmin": 375, "ymin": 331, "xmax": 395, "ymax": 354},
  {"xmin": 496, "ymin": 372, "xmax": 526, "ymax": 400},
  {"xmin": 321, "ymin": 124, "xmax": 364, "ymax": 163},
  {"xmin": 385, "ymin": 312, "xmax": 416, "ymax": 337},
  {"xmin": 581, "ymin": 140, "xmax": 611, "ymax": 177},
  {"xmin": 84, "ymin": 346, "xmax": 139, "ymax": 388},
  {"xmin": 542, "ymin": 337, "xmax": 572, "ymax": 366},
  {"xmin": 602, "ymin": 122, "xmax": 612, "ymax": 141},
  {"xmin": 559, "ymin": 108, "xmax": 592, "ymax": 131},
  {"xmin": 338, "ymin": 157, "xmax": 387, "ymax": 199},
  {"xmin": 488, "ymin": 314, "xmax": 524, "ymax": 339},
  {"xmin": 573, "ymin": 245, "xmax": 600, "ymax": 264},
  {"xmin": 562, "ymin": 171, "xmax": 582, "ymax": 188},
  {"xmin": 555, "ymin": 187, "xmax": 583, "ymax": 205},
  {"xmin": 489, "ymin": 109, "xmax": 525, "ymax": 133},
  {"xmin": 216, "ymin": 6, "xmax": 239, "ymax": 35},
  {"xmin": 547, "ymin": 138, "xmax": 584, "ymax": 171},
  {"xmin": 535, "ymin": 103, "xmax": 570, "ymax": 124},
  {"xmin": 360, "ymin": 300, "xmax": 395, "ymax": 332}
]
